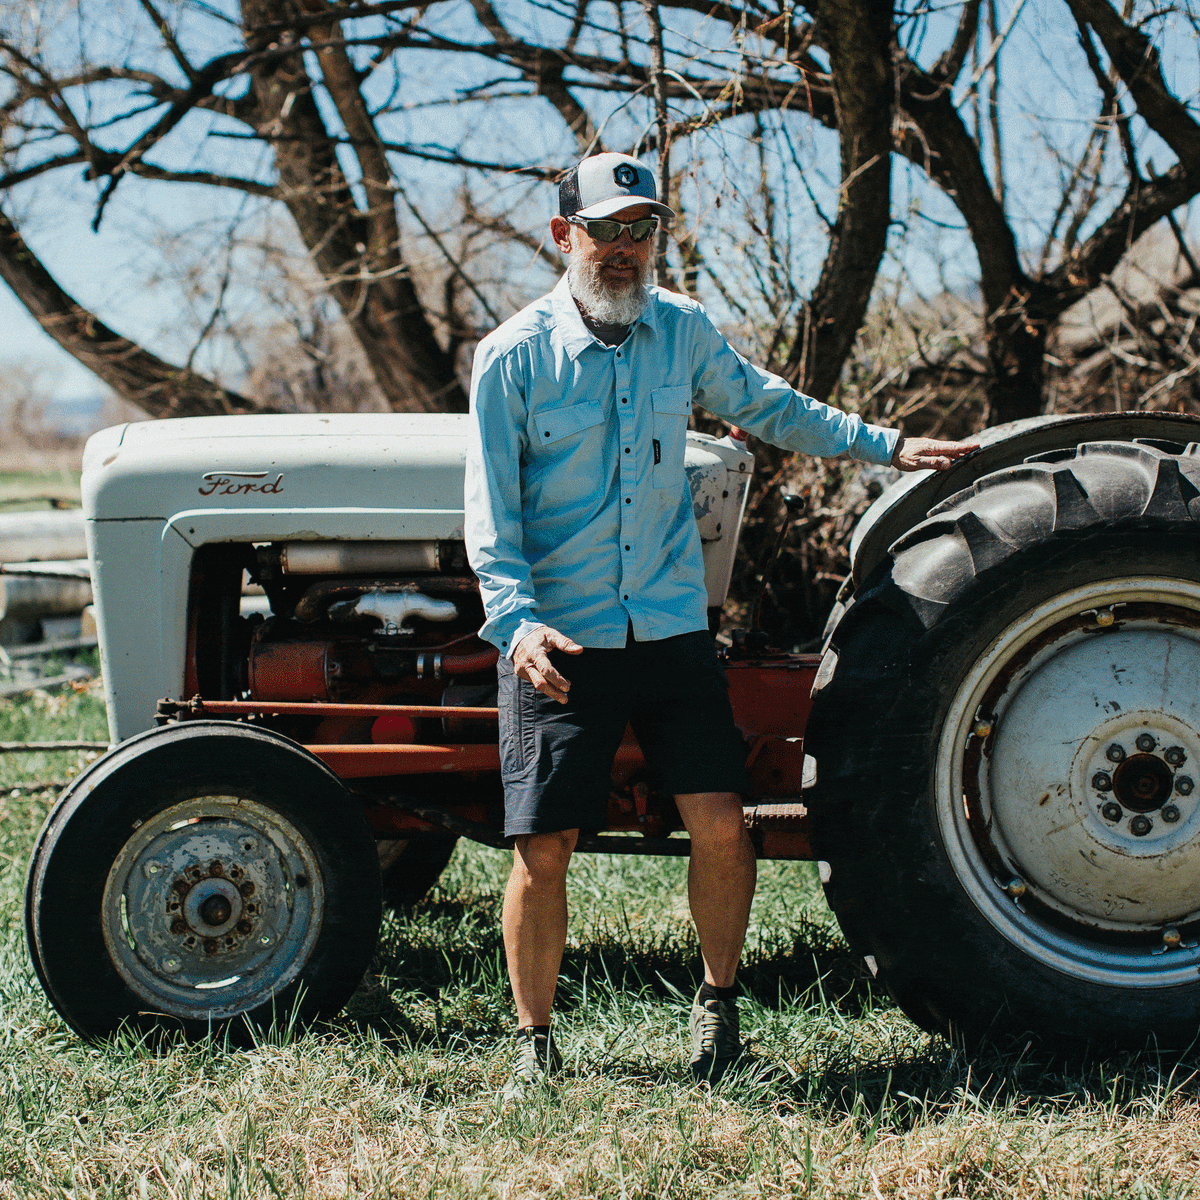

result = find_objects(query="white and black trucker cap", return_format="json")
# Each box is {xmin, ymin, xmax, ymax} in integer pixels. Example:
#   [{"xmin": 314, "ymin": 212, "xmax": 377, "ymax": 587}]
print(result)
[{"xmin": 559, "ymin": 153, "xmax": 675, "ymax": 221}]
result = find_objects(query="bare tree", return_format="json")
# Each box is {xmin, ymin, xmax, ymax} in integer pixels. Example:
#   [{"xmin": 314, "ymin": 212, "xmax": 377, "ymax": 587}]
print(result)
[{"xmin": 0, "ymin": 0, "xmax": 1196, "ymax": 424}]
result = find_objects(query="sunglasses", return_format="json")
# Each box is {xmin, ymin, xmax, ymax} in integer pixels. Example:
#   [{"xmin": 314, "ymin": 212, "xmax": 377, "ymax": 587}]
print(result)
[{"xmin": 567, "ymin": 215, "xmax": 658, "ymax": 243}]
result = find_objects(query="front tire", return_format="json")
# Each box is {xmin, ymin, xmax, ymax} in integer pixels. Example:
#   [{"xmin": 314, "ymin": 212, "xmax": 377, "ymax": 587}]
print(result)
[
  {"xmin": 26, "ymin": 721, "xmax": 382, "ymax": 1042},
  {"xmin": 808, "ymin": 441, "xmax": 1200, "ymax": 1049}
]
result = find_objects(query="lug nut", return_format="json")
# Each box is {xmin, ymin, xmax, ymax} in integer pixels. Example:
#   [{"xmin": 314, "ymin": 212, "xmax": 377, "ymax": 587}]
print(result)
[
  {"xmin": 236, "ymin": 920, "xmax": 253, "ymax": 935},
  {"xmin": 170, "ymin": 918, "xmax": 186, "ymax": 935},
  {"xmin": 1093, "ymin": 772, "xmax": 1113, "ymax": 792},
  {"xmin": 1095, "ymin": 610, "xmax": 1115, "ymax": 627},
  {"xmin": 1136, "ymin": 734, "xmax": 1157, "ymax": 753},
  {"xmin": 1003, "ymin": 877, "xmax": 1026, "ymax": 898},
  {"xmin": 1102, "ymin": 801, "xmax": 1123, "ymax": 822},
  {"xmin": 1164, "ymin": 927, "xmax": 1182, "ymax": 948},
  {"xmin": 1106, "ymin": 743, "xmax": 1127, "ymax": 763},
  {"xmin": 973, "ymin": 718, "xmax": 994, "ymax": 739},
  {"xmin": 203, "ymin": 938, "xmax": 218, "ymax": 955},
  {"xmin": 1177, "ymin": 777, "xmax": 1194, "ymax": 796},
  {"xmin": 240, "ymin": 881, "xmax": 255, "ymax": 897},
  {"xmin": 1163, "ymin": 805, "xmax": 1181, "ymax": 823},
  {"xmin": 1166, "ymin": 747, "xmax": 1188, "ymax": 766},
  {"xmin": 1130, "ymin": 814, "xmax": 1153, "ymax": 837}
]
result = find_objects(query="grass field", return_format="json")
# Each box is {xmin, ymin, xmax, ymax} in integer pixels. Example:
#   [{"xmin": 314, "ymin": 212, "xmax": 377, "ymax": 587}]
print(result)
[
  {"xmin": 0, "ymin": 467, "xmax": 81, "ymax": 511},
  {"xmin": 2, "ymin": 684, "xmax": 1200, "ymax": 1197}
]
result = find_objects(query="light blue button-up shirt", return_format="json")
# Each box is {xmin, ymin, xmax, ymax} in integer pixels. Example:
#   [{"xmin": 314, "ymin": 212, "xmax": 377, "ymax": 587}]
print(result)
[{"xmin": 465, "ymin": 277, "xmax": 899, "ymax": 655}]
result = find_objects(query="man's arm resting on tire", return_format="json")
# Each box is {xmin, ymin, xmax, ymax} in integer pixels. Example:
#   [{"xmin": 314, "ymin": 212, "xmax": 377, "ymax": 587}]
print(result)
[
  {"xmin": 892, "ymin": 436, "xmax": 978, "ymax": 472},
  {"xmin": 513, "ymin": 626, "xmax": 584, "ymax": 704}
]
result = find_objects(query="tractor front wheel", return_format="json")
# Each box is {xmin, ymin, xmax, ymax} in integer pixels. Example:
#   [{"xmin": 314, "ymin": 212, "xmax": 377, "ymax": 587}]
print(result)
[{"xmin": 26, "ymin": 721, "xmax": 382, "ymax": 1042}]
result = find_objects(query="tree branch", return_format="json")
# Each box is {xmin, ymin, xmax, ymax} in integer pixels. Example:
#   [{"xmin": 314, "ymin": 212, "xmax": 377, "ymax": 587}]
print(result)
[
  {"xmin": 137, "ymin": 0, "xmax": 198, "ymax": 83},
  {"xmin": 931, "ymin": 0, "xmax": 981, "ymax": 84},
  {"xmin": 0, "ymin": 207, "xmax": 260, "ymax": 417},
  {"xmin": 1066, "ymin": 0, "xmax": 1200, "ymax": 168}
]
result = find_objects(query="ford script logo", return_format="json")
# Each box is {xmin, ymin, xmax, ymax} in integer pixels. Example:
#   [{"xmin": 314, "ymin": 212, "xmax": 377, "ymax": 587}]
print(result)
[{"xmin": 199, "ymin": 471, "xmax": 284, "ymax": 497}]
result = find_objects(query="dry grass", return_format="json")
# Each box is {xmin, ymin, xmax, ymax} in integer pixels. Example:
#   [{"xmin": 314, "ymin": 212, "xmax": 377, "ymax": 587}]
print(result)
[{"xmin": 1, "ymin": 686, "xmax": 1199, "ymax": 1198}]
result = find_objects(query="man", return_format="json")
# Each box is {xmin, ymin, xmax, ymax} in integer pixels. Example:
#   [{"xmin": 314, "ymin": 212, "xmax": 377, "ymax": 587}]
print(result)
[{"xmin": 465, "ymin": 152, "xmax": 974, "ymax": 1092}]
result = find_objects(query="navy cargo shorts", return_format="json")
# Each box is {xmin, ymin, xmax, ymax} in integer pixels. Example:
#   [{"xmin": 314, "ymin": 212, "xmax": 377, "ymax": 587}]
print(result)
[{"xmin": 497, "ymin": 629, "xmax": 750, "ymax": 837}]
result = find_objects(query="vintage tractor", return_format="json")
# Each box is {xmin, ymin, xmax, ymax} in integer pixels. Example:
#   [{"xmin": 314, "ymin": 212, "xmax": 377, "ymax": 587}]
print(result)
[{"xmin": 24, "ymin": 409, "xmax": 1200, "ymax": 1050}]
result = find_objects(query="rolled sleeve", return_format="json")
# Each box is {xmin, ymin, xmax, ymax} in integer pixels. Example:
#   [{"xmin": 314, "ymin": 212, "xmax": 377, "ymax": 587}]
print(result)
[
  {"xmin": 464, "ymin": 342, "xmax": 541, "ymax": 655},
  {"xmin": 692, "ymin": 317, "xmax": 898, "ymax": 465}
]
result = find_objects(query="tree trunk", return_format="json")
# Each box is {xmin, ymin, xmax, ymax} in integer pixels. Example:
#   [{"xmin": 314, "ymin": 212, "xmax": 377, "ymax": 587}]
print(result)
[
  {"xmin": 783, "ymin": 0, "xmax": 893, "ymax": 404},
  {"xmin": 241, "ymin": 0, "xmax": 467, "ymax": 413}
]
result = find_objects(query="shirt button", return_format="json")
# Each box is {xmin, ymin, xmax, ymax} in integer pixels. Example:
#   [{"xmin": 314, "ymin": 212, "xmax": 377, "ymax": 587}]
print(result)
[
  {"xmin": 624, "ymin": 545, "xmax": 630, "ymax": 551},
  {"xmin": 621, "ymin": 397, "xmax": 628, "ymax": 404},
  {"xmin": 623, "ymin": 594, "xmax": 629, "ymax": 600},
  {"xmin": 625, "ymin": 497, "xmax": 631, "ymax": 504},
  {"xmin": 624, "ymin": 447, "xmax": 630, "ymax": 453}
]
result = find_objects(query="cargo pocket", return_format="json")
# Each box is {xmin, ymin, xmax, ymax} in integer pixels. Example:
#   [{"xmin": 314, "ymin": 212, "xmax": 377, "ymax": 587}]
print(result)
[
  {"xmin": 532, "ymin": 399, "xmax": 605, "ymax": 447},
  {"xmin": 650, "ymin": 386, "xmax": 692, "ymax": 489},
  {"xmin": 497, "ymin": 656, "xmax": 536, "ymax": 778}
]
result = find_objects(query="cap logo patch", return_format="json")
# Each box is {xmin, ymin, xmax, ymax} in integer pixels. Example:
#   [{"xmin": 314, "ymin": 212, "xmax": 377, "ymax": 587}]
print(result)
[{"xmin": 614, "ymin": 164, "xmax": 638, "ymax": 188}]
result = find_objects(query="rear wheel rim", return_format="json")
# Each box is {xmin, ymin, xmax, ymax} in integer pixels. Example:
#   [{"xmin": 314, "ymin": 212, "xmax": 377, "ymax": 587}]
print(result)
[
  {"xmin": 101, "ymin": 796, "xmax": 325, "ymax": 1020},
  {"xmin": 936, "ymin": 577, "xmax": 1200, "ymax": 989}
]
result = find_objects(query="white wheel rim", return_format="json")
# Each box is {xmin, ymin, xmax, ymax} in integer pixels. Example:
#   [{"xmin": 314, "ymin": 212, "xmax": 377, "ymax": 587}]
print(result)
[
  {"xmin": 101, "ymin": 796, "xmax": 324, "ymax": 1020},
  {"xmin": 936, "ymin": 578, "xmax": 1200, "ymax": 989}
]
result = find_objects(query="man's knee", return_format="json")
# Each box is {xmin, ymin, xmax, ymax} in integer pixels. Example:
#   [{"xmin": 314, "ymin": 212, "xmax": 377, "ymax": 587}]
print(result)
[
  {"xmin": 678, "ymin": 793, "xmax": 750, "ymax": 856},
  {"xmin": 511, "ymin": 829, "xmax": 578, "ymax": 887}
]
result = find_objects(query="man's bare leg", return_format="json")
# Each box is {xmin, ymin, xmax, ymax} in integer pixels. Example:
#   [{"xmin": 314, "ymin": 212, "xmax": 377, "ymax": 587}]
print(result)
[
  {"xmin": 503, "ymin": 828, "xmax": 579, "ymax": 1026},
  {"xmin": 674, "ymin": 792, "xmax": 756, "ymax": 987}
]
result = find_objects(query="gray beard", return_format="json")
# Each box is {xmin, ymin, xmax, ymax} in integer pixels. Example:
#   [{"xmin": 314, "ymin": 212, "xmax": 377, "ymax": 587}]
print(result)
[{"xmin": 567, "ymin": 254, "xmax": 652, "ymax": 326}]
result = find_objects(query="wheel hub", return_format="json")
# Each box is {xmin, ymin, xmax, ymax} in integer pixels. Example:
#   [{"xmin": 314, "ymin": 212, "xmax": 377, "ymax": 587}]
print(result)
[
  {"xmin": 987, "ymin": 625, "xmax": 1200, "ymax": 928},
  {"xmin": 102, "ymin": 796, "xmax": 323, "ymax": 1019},
  {"xmin": 938, "ymin": 581, "xmax": 1200, "ymax": 989},
  {"xmin": 178, "ymin": 867, "xmax": 249, "ymax": 943}
]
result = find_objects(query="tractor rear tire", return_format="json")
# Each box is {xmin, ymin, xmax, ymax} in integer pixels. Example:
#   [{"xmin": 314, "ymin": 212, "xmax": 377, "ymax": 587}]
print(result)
[
  {"xmin": 26, "ymin": 721, "xmax": 382, "ymax": 1042},
  {"xmin": 807, "ymin": 441, "xmax": 1200, "ymax": 1050}
]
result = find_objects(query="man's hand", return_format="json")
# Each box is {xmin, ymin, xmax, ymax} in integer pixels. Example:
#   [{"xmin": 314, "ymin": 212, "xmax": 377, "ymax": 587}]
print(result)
[
  {"xmin": 512, "ymin": 625, "xmax": 584, "ymax": 703},
  {"xmin": 891, "ymin": 436, "xmax": 979, "ymax": 472}
]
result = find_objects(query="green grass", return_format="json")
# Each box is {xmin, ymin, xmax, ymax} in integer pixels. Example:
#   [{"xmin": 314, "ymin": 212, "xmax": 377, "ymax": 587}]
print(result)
[
  {"xmin": 0, "ymin": 468, "xmax": 81, "ymax": 511},
  {"xmin": 2, "ymin": 685, "xmax": 1200, "ymax": 1197}
]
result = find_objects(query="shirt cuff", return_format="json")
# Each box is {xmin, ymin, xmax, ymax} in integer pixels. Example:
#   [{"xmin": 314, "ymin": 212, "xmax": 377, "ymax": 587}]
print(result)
[
  {"xmin": 481, "ymin": 611, "xmax": 546, "ymax": 658},
  {"xmin": 854, "ymin": 423, "xmax": 900, "ymax": 466}
]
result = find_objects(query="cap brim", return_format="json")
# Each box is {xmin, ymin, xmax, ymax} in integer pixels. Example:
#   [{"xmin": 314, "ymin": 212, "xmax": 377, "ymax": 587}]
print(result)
[{"xmin": 575, "ymin": 196, "xmax": 675, "ymax": 222}]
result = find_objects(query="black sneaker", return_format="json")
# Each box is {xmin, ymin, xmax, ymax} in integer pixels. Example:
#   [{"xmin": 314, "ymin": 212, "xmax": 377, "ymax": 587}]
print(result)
[
  {"xmin": 502, "ymin": 1026, "xmax": 562, "ymax": 1103},
  {"xmin": 689, "ymin": 992, "xmax": 741, "ymax": 1084}
]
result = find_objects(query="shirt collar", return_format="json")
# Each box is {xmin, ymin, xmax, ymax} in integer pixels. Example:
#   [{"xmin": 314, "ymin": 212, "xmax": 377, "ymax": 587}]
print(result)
[{"xmin": 551, "ymin": 274, "xmax": 660, "ymax": 359}]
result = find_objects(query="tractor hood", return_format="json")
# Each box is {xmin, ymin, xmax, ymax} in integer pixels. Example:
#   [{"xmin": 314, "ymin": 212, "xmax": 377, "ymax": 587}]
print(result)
[{"xmin": 83, "ymin": 413, "xmax": 472, "ymax": 541}]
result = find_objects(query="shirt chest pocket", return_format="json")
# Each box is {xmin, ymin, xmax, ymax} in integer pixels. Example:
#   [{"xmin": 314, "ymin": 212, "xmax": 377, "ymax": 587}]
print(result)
[
  {"xmin": 650, "ymin": 386, "xmax": 692, "ymax": 489},
  {"xmin": 531, "ymin": 400, "xmax": 606, "ymax": 449}
]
